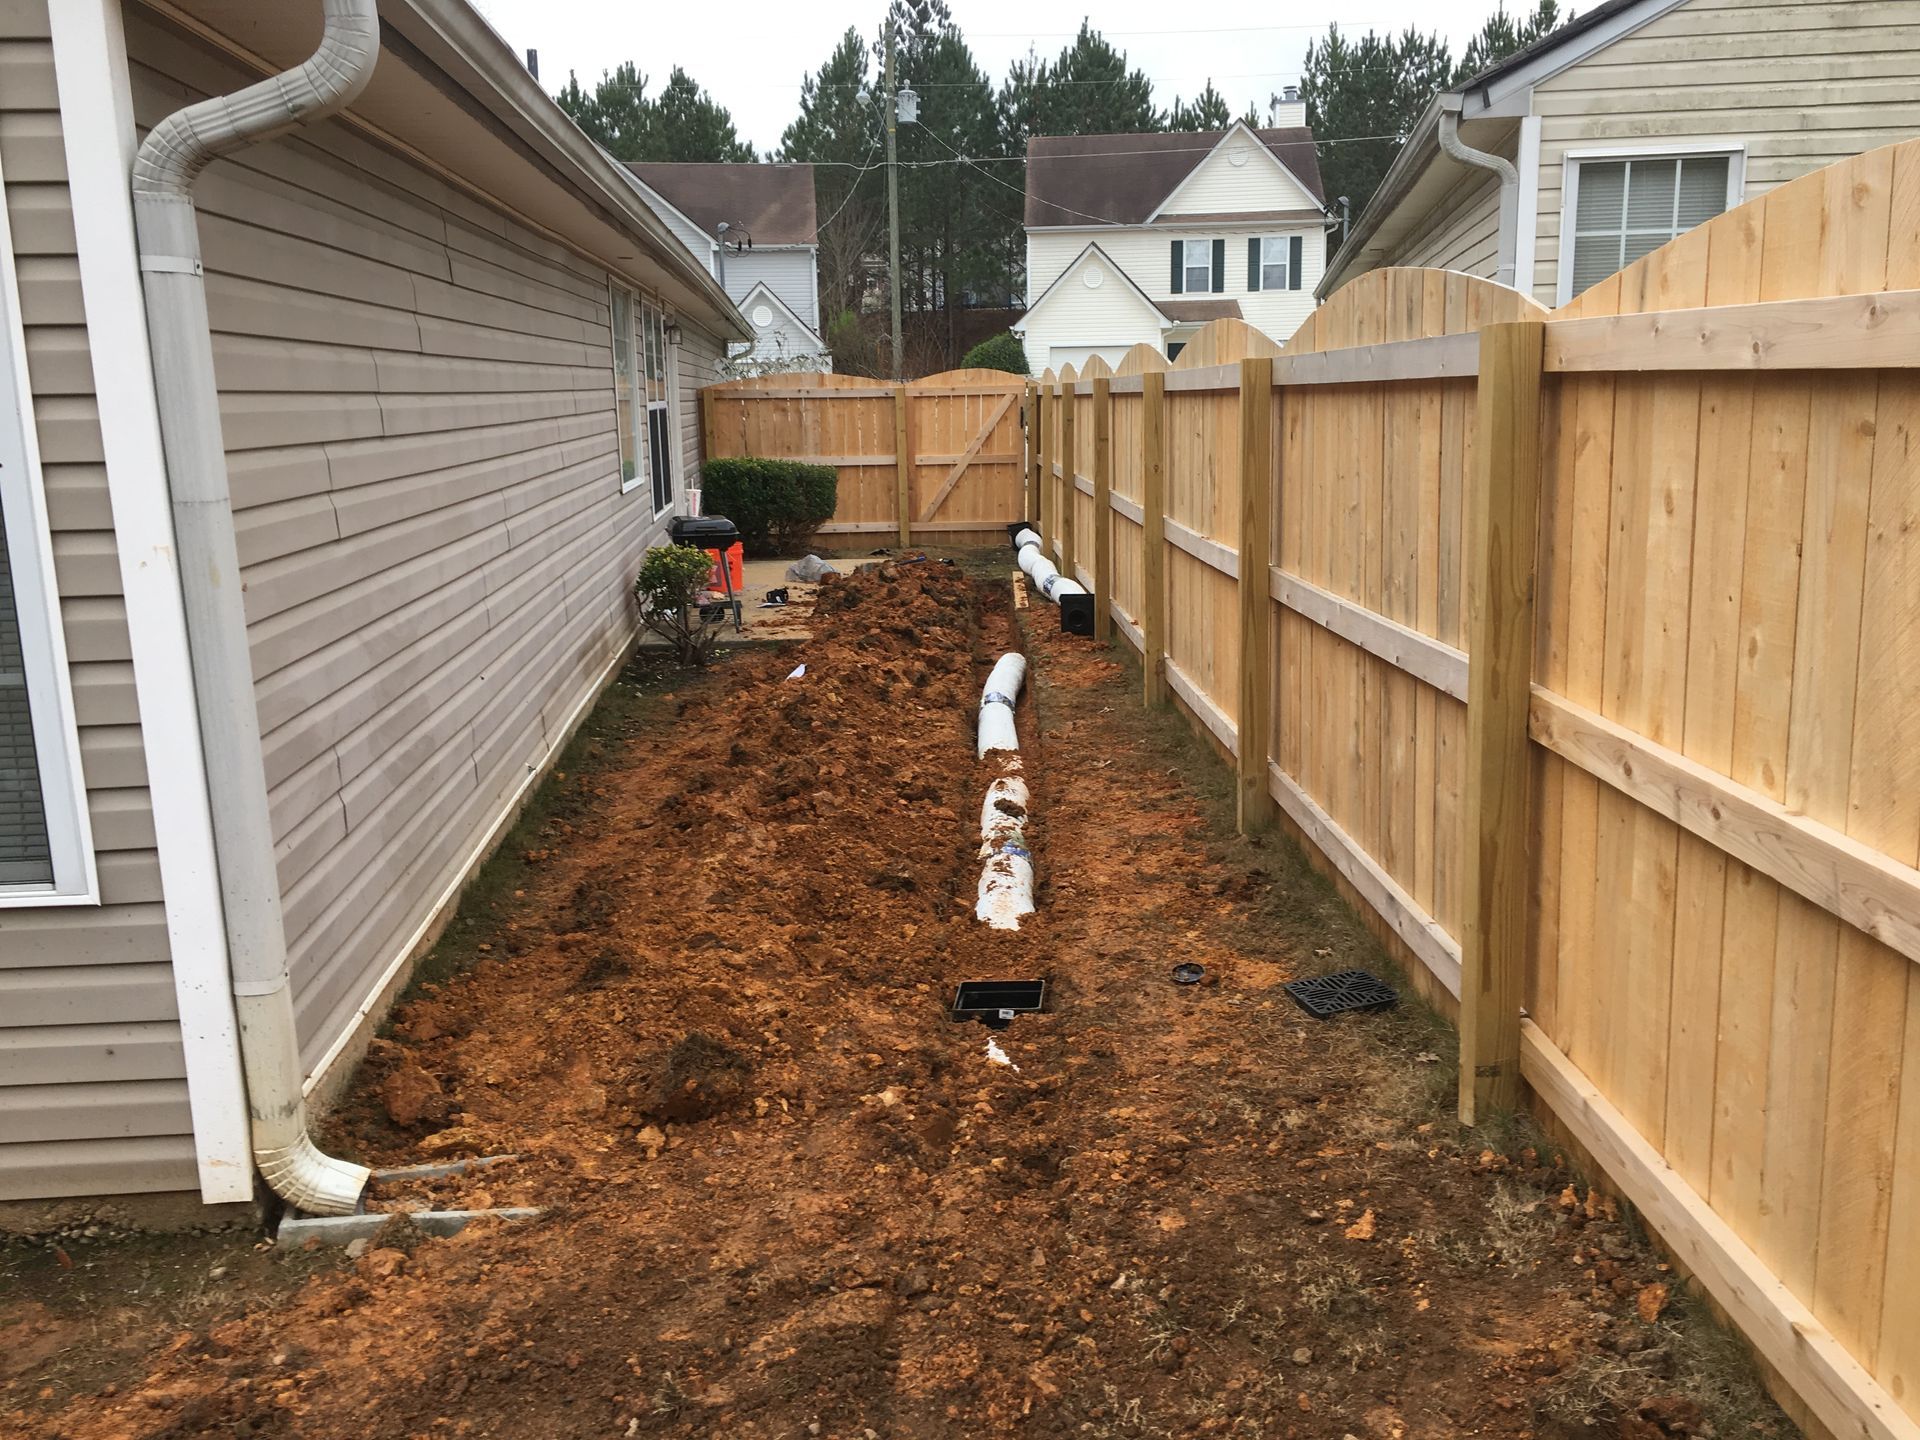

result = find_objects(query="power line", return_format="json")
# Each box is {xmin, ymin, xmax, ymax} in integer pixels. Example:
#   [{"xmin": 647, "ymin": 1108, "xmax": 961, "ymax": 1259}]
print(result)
[{"xmin": 804, "ymin": 130, "xmax": 1412, "ymax": 172}]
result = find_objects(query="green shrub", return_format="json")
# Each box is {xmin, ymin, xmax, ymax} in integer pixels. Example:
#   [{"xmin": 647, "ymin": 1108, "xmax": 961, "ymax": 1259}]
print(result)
[
  {"xmin": 960, "ymin": 332, "xmax": 1029, "ymax": 376},
  {"xmin": 634, "ymin": 544, "xmax": 722, "ymax": 666},
  {"xmin": 699, "ymin": 457, "xmax": 837, "ymax": 554}
]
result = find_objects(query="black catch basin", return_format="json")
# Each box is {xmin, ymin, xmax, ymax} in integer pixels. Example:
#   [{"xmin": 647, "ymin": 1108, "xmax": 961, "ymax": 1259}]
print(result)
[
  {"xmin": 951, "ymin": 979, "xmax": 1047, "ymax": 1030},
  {"xmin": 1058, "ymin": 592, "xmax": 1095, "ymax": 636}
]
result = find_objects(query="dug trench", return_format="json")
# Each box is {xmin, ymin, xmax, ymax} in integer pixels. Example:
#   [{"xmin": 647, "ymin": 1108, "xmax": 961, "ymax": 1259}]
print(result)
[{"xmin": 13, "ymin": 560, "xmax": 1788, "ymax": 1440}]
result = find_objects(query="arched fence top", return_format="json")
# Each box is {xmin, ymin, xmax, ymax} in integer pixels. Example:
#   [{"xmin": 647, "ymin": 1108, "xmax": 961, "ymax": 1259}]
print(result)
[
  {"xmin": 1288, "ymin": 268, "xmax": 1546, "ymax": 353},
  {"xmin": 913, "ymin": 367, "xmax": 1029, "ymax": 388},
  {"xmin": 705, "ymin": 371, "xmax": 893, "ymax": 394},
  {"xmin": 1169, "ymin": 317, "xmax": 1283, "ymax": 369},
  {"xmin": 1114, "ymin": 343, "xmax": 1170, "ymax": 377},
  {"xmin": 1076, "ymin": 354, "xmax": 1114, "ymax": 381}
]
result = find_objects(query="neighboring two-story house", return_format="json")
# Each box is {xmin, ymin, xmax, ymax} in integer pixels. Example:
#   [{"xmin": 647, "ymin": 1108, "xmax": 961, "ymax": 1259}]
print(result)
[
  {"xmin": 627, "ymin": 162, "xmax": 828, "ymax": 369},
  {"xmin": 1014, "ymin": 109, "xmax": 1327, "ymax": 370},
  {"xmin": 1320, "ymin": 0, "xmax": 1920, "ymax": 307}
]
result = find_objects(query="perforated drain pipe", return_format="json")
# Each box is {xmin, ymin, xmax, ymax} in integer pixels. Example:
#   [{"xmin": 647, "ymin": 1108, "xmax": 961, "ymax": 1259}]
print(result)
[
  {"xmin": 1013, "ymin": 527, "xmax": 1087, "ymax": 605},
  {"xmin": 975, "ymin": 653, "xmax": 1035, "ymax": 930}
]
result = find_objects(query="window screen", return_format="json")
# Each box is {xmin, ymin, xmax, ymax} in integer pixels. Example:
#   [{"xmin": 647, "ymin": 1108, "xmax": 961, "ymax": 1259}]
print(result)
[
  {"xmin": 1183, "ymin": 241, "xmax": 1210, "ymax": 295},
  {"xmin": 0, "ymin": 500, "xmax": 52, "ymax": 886},
  {"xmin": 1570, "ymin": 154, "xmax": 1731, "ymax": 297}
]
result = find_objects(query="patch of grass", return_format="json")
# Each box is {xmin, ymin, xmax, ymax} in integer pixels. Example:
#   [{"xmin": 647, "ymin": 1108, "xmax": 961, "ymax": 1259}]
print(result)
[
  {"xmin": 1291, "ymin": 1253, "xmax": 1372, "ymax": 1320},
  {"xmin": 1483, "ymin": 1179, "xmax": 1556, "ymax": 1269}
]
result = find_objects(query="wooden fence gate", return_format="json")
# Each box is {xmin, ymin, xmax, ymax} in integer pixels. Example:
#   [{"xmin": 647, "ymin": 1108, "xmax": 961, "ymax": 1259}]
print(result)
[{"xmin": 700, "ymin": 369, "xmax": 1028, "ymax": 547}]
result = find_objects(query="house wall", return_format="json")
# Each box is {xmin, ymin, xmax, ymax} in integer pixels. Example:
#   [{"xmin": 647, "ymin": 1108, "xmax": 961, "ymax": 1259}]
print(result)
[
  {"xmin": 0, "ymin": 0, "xmax": 199, "ymax": 1202},
  {"xmin": 1016, "ymin": 250, "xmax": 1166, "ymax": 374},
  {"xmin": 1527, "ymin": 0, "xmax": 1920, "ymax": 303},
  {"xmin": 735, "ymin": 297, "xmax": 826, "ymax": 365},
  {"xmin": 638, "ymin": 191, "xmax": 715, "ymax": 274},
  {"xmin": 1392, "ymin": 174, "xmax": 1502, "ymax": 279},
  {"xmin": 125, "ymin": 12, "xmax": 707, "ymax": 1078},
  {"xmin": 1026, "ymin": 225, "xmax": 1325, "ymax": 355},
  {"xmin": 725, "ymin": 248, "xmax": 818, "ymax": 331}
]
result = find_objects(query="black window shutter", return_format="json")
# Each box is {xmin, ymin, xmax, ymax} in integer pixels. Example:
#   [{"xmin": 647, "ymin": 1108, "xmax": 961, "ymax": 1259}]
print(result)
[
  {"xmin": 1248, "ymin": 237, "xmax": 1262, "ymax": 291},
  {"xmin": 1170, "ymin": 240, "xmax": 1183, "ymax": 294},
  {"xmin": 1210, "ymin": 238, "xmax": 1226, "ymax": 293},
  {"xmin": 1289, "ymin": 235, "xmax": 1303, "ymax": 290}
]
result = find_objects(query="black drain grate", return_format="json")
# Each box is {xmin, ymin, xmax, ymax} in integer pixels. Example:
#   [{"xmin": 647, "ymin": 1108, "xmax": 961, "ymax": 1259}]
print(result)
[
  {"xmin": 952, "ymin": 979, "xmax": 1046, "ymax": 1029},
  {"xmin": 1282, "ymin": 969, "xmax": 1398, "ymax": 1018}
]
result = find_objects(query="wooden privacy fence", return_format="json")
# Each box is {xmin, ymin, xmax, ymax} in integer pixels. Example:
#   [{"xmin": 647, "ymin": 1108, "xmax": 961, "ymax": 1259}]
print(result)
[
  {"xmin": 1032, "ymin": 140, "xmax": 1920, "ymax": 1440},
  {"xmin": 700, "ymin": 369, "xmax": 1028, "ymax": 547}
]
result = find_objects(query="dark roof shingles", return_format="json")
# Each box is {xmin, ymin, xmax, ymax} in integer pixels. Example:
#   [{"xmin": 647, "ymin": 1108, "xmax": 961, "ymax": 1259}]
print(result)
[{"xmin": 625, "ymin": 162, "xmax": 818, "ymax": 246}]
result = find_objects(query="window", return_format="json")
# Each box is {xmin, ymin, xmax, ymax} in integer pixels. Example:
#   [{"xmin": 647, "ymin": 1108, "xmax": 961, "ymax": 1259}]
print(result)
[
  {"xmin": 641, "ymin": 300, "xmax": 673, "ymax": 515},
  {"xmin": 612, "ymin": 285, "xmax": 676, "ymax": 511},
  {"xmin": 611, "ymin": 286, "xmax": 642, "ymax": 493},
  {"xmin": 1169, "ymin": 238, "xmax": 1225, "ymax": 295},
  {"xmin": 1247, "ymin": 235, "xmax": 1304, "ymax": 293},
  {"xmin": 1563, "ymin": 149, "xmax": 1740, "ymax": 302},
  {"xmin": 0, "ymin": 247, "xmax": 90, "ymax": 902}
]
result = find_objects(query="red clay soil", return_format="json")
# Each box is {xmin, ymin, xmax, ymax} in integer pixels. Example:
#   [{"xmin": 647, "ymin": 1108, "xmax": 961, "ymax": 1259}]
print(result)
[{"xmin": 14, "ymin": 561, "xmax": 1786, "ymax": 1440}]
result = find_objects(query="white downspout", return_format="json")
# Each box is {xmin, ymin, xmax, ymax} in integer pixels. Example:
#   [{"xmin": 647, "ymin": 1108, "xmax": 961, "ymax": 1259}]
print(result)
[
  {"xmin": 131, "ymin": 0, "xmax": 380, "ymax": 1215},
  {"xmin": 1437, "ymin": 94, "xmax": 1520, "ymax": 290}
]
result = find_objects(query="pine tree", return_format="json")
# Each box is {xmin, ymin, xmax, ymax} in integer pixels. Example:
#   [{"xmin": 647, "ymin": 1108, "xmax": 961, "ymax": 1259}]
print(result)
[
  {"xmin": 779, "ymin": 29, "xmax": 884, "ymax": 319},
  {"xmin": 644, "ymin": 66, "xmax": 757, "ymax": 162},
  {"xmin": 556, "ymin": 62, "xmax": 651, "ymax": 158},
  {"xmin": 998, "ymin": 21, "xmax": 1158, "ymax": 142},
  {"xmin": 1458, "ymin": 0, "xmax": 1567, "ymax": 79},
  {"xmin": 1299, "ymin": 25, "xmax": 1455, "ymax": 223},
  {"xmin": 1167, "ymin": 80, "xmax": 1232, "ymax": 132}
]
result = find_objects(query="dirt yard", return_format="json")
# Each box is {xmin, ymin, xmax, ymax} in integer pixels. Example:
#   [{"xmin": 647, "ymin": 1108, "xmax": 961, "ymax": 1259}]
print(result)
[{"xmin": 4, "ymin": 559, "xmax": 1788, "ymax": 1440}]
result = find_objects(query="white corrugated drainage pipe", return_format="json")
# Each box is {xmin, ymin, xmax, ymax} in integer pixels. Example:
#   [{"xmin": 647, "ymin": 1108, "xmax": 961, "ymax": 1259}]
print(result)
[
  {"xmin": 975, "ymin": 653, "xmax": 1035, "ymax": 930},
  {"xmin": 133, "ymin": 0, "xmax": 379, "ymax": 1216},
  {"xmin": 1016, "ymin": 537, "xmax": 1087, "ymax": 605}
]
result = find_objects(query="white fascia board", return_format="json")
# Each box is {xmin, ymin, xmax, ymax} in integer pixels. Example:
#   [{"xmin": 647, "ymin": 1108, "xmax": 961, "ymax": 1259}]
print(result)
[{"xmin": 48, "ymin": 0, "xmax": 254, "ymax": 1204}]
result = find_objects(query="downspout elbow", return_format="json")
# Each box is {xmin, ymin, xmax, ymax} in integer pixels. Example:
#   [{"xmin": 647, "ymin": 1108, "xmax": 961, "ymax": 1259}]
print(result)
[
  {"xmin": 1437, "ymin": 96, "xmax": 1520, "ymax": 289},
  {"xmin": 131, "ymin": 0, "xmax": 380, "ymax": 1218}
]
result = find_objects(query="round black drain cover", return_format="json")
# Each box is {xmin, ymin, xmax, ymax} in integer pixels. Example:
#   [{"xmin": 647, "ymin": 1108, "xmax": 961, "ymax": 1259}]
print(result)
[{"xmin": 1172, "ymin": 963, "xmax": 1205, "ymax": 985}]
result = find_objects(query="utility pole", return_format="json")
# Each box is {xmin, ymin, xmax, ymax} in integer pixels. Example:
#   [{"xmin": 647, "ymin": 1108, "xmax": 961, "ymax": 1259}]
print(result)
[{"xmin": 884, "ymin": 19, "xmax": 904, "ymax": 381}]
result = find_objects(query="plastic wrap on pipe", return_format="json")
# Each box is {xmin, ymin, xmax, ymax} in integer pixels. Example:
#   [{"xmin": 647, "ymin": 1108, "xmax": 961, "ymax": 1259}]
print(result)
[
  {"xmin": 1013, "ymin": 527, "xmax": 1042, "ymax": 551},
  {"xmin": 977, "ymin": 653, "xmax": 1027, "ymax": 759},
  {"xmin": 1017, "ymin": 542, "xmax": 1086, "ymax": 604},
  {"xmin": 976, "ymin": 843, "xmax": 1035, "ymax": 930}
]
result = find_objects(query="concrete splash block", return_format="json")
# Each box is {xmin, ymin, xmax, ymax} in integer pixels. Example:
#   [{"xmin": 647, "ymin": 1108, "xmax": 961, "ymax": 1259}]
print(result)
[{"xmin": 276, "ymin": 1207, "xmax": 543, "ymax": 1247}]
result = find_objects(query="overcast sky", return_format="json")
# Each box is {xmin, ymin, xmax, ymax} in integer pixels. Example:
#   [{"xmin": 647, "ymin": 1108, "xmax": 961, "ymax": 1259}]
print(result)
[{"xmin": 469, "ymin": 1, "xmax": 1501, "ymax": 156}]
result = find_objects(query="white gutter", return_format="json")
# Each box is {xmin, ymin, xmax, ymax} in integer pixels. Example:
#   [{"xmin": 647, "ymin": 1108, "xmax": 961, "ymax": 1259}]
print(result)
[
  {"xmin": 130, "ymin": 0, "xmax": 380, "ymax": 1216},
  {"xmin": 1437, "ymin": 94, "xmax": 1519, "ymax": 289}
]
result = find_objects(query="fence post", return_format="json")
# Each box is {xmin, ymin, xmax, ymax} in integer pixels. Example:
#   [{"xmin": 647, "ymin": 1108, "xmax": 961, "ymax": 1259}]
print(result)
[
  {"xmin": 1058, "ymin": 381, "xmax": 1077, "ymax": 584},
  {"xmin": 1459, "ymin": 320, "xmax": 1546, "ymax": 1127},
  {"xmin": 700, "ymin": 386, "xmax": 719, "ymax": 476},
  {"xmin": 1140, "ymin": 371, "xmax": 1167, "ymax": 708},
  {"xmin": 1092, "ymin": 376, "xmax": 1112, "ymax": 643},
  {"xmin": 892, "ymin": 384, "xmax": 913, "ymax": 548},
  {"xmin": 1024, "ymin": 381, "xmax": 1040, "ymax": 527},
  {"xmin": 1041, "ymin": 383, "xmax": 1057, "ymax": 557},
  {"xmin": 1236, "ymin": 356, "xmax": 1274, "ymax": 834}
]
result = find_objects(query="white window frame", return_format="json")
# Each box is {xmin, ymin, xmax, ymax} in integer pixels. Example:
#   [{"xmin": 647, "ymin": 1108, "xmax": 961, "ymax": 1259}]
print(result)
[
  {"xmin": 640, "ymin": 298, "xmax": 673, "ymax": 518},
  {"xmin": 610, "ymin": 282, "xmax": 647, "ymax": 496},
  {"xmin": 1180, "ymin": 239, "xmax": 1212, "ymax": 296},
  {"xmin": 0, "ymin": 165, "xmax": 97, "ymax": 907},
  {"xmin": 1258, "ymin": 235, "xmax": 1290, "ymax": 292},
  {"xmin": 1555, "ymin": 140, "xmax": 1746, "ymax": 307}
]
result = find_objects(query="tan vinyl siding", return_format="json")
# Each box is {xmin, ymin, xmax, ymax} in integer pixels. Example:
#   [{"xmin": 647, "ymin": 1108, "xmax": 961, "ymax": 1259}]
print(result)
[
  {"xmin": 678, "ymin": 323, "xmax": 722, "ymax": 484},
  {"xmin": 1530, "ymin": 0, "xmax": 1920, "ymax": 302},
  {"xmin": 1393, "ymin": 174, "xmax": 1502, "ymax": 278},
  {"xmin": 125, "ymin": 13, "xmax": 685, "ymax": 1074},
  {"xmin": 0, "ymin": 1, "xmax": 196, "ymax": 1201}
]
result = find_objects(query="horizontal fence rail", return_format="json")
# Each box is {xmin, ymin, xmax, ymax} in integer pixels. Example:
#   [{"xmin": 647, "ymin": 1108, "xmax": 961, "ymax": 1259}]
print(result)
[{"xmin": 1027, "ymin": 140, "xmax": 1920, "ymax": 1440}]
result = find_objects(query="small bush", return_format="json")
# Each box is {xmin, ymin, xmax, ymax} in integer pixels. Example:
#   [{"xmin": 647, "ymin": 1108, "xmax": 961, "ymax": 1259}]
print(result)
[
  {"xmin": 960, "ymin": 332, "xmax": 1029, "ymax": 376},
  {"xmin": 699, "ymin": 457, "xmax": 837, "ymax": 554},
  {"xmin": 634, "ymin": 544, "xmax": 722, "ymax": 666}
]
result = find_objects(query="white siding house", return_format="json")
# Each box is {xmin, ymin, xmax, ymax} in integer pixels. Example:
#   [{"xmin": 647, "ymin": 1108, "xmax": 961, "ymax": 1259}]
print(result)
[
  {"xmin": 1016, "ymin": 116, "xmax": 1328, "ymax": 370},
  {"xmin": 627, "ymin": 163, "xmax": 827, "ymax": 369},
  {"xmin": 1321, "ymin": 0, "xmax": 1920, "ymax": 307}
]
